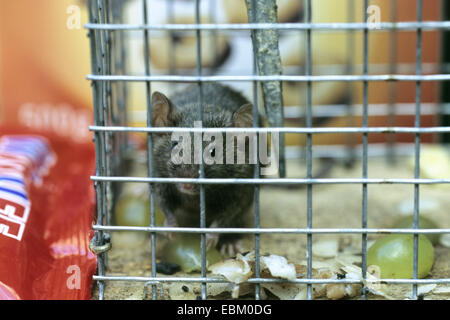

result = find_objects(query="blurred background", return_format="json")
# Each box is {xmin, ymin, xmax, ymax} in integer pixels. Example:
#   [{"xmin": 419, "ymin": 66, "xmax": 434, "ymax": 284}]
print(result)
[{"xmin": 0, "ymin": 0, "xmax": 448, "ymax": 151}]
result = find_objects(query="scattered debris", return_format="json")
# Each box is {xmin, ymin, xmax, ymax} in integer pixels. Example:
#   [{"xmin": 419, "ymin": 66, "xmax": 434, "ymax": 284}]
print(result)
[
  {"xmin": 207, "ymin": 251, "xmax": 364, "ymax": 300},
  {"xmin": 208, "ymin": 255, "xmax": 253, "ymax": 284},
  {"xmin": 260, "ymin": 254, "xmax": 297, "ymax": 280},
  {"xmin": 410, "ymin": 284, "xmax": 437, "ymax": 298},
  {"xmin": 312, "ymin": 240, "xmax": 339, "ymax": 258},
  {"xmin": 432, "ymin": 285, "xmax": 450, "ymax": 295},
  {"xmin": 440, "ymin": 234, "xmax": 450, "ymax": 248}
]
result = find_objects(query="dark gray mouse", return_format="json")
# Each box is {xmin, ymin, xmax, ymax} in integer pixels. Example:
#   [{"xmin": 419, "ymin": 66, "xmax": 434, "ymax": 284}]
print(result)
[{"xmin": 151, "ymin": 83, "xmax": 256, "ymax": 254}]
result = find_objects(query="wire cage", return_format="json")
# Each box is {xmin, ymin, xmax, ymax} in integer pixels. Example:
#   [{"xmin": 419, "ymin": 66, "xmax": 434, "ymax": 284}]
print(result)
[{"xmin": 86, "ymin": 0, "xmax": 450, "ymax": 300}]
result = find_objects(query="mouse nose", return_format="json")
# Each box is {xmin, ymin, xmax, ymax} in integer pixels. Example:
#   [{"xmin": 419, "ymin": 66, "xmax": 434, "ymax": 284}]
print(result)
[{"xmin": 174, "ymin": 165, "xmax": 200, "ymax": 195}]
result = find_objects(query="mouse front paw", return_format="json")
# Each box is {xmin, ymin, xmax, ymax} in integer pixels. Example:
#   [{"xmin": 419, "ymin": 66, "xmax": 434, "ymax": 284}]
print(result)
[
  {"xmin": 219, "ymin": 239, "xmax": 244, "ymax": 258},
  {"xmin": 206, "ymin": 232, "xmax": 219, "ymax": 250}
]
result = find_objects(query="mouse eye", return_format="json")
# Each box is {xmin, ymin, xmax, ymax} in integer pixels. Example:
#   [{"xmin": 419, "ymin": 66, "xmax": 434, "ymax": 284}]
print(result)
[
  {"xmin": 209, "ymin": 147, "xmax": 215, "ymax": 157},
  {"xmin": 171, "ymin": 140, "xmax": 179, "ymax": 149}
]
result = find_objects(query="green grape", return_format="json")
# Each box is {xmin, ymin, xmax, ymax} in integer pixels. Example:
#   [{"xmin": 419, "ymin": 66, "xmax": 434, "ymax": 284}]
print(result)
[
  {"xmin": 367, "ymin": 234, "xmax": 434, "ymax": 279},
  {"xmin": 161, "ymin": 234, "xmax": 222, "ymax": 273},
  {"xmin": 115, "ymin": 193, "xmax": 165, "ymax": 227},
  {"xmin": 392, "ymin": 215, "xmax": 440, "ymax": 245}
]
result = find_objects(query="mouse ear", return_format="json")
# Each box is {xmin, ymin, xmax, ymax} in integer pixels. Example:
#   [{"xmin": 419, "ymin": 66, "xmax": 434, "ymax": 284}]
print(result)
[
  {"xmin": 232, "ymin": 103, "xmax": 254, "ymax": 127},
  {"xmin": 151, "ymin": 92, "xmax": 177, "ymax": 127}
]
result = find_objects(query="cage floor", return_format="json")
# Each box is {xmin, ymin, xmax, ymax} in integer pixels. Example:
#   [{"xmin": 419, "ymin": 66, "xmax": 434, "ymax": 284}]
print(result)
[{"xmin": 92, "ymin": 156, "xmax": 450, "ymax": 300}]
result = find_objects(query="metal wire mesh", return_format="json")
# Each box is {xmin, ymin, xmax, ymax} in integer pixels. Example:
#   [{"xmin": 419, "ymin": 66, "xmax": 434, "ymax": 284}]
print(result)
[{"xmin": 87, "ymin": 0, "xmax": 450, "ymax": 300}]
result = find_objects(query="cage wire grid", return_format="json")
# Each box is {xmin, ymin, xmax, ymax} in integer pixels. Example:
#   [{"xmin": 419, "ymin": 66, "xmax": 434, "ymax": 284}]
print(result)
[{"xmin": 86, "ymin": 0, "xmax": 450, "ymax": 300}]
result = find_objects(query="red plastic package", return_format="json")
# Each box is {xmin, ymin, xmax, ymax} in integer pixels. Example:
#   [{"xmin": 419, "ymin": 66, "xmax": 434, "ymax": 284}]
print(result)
[{"xmin": 0, "ymin": 127, "xmax": 97, "ymax": 300}]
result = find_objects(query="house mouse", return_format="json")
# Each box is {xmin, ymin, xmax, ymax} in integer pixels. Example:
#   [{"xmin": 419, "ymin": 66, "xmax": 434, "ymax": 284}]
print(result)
[
  {"xmin": 150, "ymin": 83, "xmax": 335, "ymax": 256},
  {"xmin": 151, "ymin": 83, "xmax": 256, "ymax": 255}
]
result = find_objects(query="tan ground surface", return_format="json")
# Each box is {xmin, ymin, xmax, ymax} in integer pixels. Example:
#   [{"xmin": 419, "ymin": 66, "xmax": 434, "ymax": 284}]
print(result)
[{"xmin": 92, "ymin": 157, "xmax": 450, "ymax": 300}]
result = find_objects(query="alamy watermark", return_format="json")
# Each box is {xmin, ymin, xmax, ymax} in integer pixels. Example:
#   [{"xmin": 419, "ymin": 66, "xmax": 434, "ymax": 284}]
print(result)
[
  {"xmin": 66, "ymin": 5, "xmax": 81, "ymax": 30},
  {"xmin": 170, "ymin": 121, "xmax": 279, "ymax": 176},
  {"xmin": 367, "ymin": 5, "xmax": 381, "ymax": 29},
  {"xmin": 66, "ymin": 264, "xmax": 81, "ymax": 290}
]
